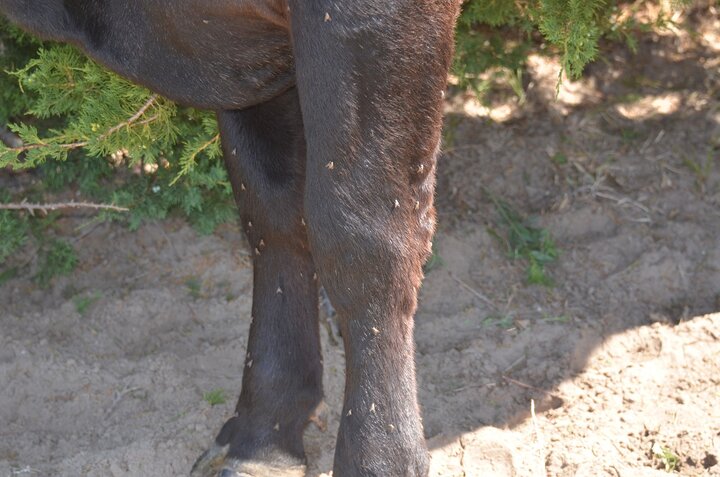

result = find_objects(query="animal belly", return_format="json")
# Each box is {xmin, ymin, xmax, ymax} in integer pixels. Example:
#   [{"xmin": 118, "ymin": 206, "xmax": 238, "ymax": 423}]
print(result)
[
  {"xmin": 57, "ymin": 0, "xmax": 295, "ymax": 110},
  {"xmin": 133, "ymin": 0, "xmax": 294, "ymax": 109}
]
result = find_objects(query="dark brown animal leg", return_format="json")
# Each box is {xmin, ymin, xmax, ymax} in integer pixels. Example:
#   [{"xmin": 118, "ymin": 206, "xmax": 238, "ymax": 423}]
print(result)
[
  {"xmin": 288, "ymin": 1, "xmax": 460, "ymax": 475},
  {"xmin": 192, "ymin": 88, "xmax": 322, "ymax": 477}
]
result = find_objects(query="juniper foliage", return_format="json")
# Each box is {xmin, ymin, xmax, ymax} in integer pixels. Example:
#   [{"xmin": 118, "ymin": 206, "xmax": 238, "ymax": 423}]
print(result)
[
  {"xmin": 453, "ymin": 0, "xmax": 691, "ymax": 93},
  {"xmin": 0, "ymin": 1, "xmax": 693, "ymax": 280}
]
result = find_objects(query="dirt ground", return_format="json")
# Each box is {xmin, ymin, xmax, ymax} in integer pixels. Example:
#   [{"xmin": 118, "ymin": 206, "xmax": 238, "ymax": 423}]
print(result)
[{"xmin": 1, "ymin": 8, "xmax": 720, "ymax": 477}]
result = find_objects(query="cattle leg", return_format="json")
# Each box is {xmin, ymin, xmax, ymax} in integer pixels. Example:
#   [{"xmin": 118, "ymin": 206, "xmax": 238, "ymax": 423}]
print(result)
[
  {"xmin": 191, "ymin": 88, "xmax": 322, "ymax": 477},
  {"xmin": 288, "ymin": 1, "xmax": 459, "ymax": 475}
]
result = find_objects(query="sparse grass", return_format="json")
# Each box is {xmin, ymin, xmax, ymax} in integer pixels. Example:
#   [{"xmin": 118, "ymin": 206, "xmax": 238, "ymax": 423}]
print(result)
[
  {"xmin": 169, "ymin": 410, "xmax": 190, "ymax": 422},
  {"xmin": 615, "ymin": 92, "xmax": 644, "ymax": 104},
  {"xmin": 483, "ymin": 314, "xmax": 515, "ymax": 329},
  {"xmin": 423, "ymin": 240, "xmax": 444, "ymax": 274},
  {"xmin": 682, "ymin": 153, "xmax": 715, "ymax": 191},
  {"xmin": 203, "ymin": 388, "xmax": 227, "ymax": 406},
  {"xmin": 550, "ymin": 152, "xmax": 568, "ymax": 166},
  {"xmin": 543, "ymin": 314, "xmax": 570, "ymax": 323},
  {"xmin": 185, "ymin": 276, "xmax": 203, "ymax": 300},
  {"xmin": 0, "ymin": 208, "xmax": 28, "ymax": 263},
  {"xmin": 442, "ymin": 115, "xmax": 463, "ymax": 150},
  {"xmin": 620, "ymin": 73, "xmax": 662, "ymax": 91},
  {"xmin": 507, "ymin": 68, "xmax": 526, "ymax": 105},
  {"xmin": 73, "ymin": 291, "xmax": 102, "ymax": 315},
  {"xmin": 621, "ymin": 127, "xmax": 642, "ymax": 143},
  {"xmin": 35, "ymin": 239, "xmax": 78, "ymax": 288},
  {"xmin": 0, "ymin": 267, "xmax": 18, "ymax": 286},
  {"xmin": 485, "ymin": 190, "xmax": 559, "ymax": 286},
  {"xmin": 652, "ymin": 441, "xmax": 680, "ymax": 472}
]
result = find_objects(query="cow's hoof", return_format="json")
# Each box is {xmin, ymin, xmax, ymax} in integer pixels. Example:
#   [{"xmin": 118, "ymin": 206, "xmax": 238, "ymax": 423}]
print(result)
[
  {"xmin": 190, "ymin": 444, "xmax": 306, "ymax": 477},
  {"xmin": 217, "ymin": 459, "xmax": 306, "ymax": 477},
  {"xmin": 190, "ymin": 444, "xmax": 229, "ymax": 477}
]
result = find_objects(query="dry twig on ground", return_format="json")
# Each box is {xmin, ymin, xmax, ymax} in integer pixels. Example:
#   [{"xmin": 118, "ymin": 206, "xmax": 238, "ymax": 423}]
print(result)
[{"xmin": 0, "ymin": 201, "xmax": 129, "ymax": 215}]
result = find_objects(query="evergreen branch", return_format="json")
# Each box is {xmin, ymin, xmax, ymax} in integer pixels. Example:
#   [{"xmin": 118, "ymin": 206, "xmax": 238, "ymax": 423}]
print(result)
[
  {"xmin": 171, "ymin": 133, "xmax": 221, "ymax": 185},
  {"xmin": 0, "ymin": 200, "xmax": 129, "ymax": 214},
  {"xmin": 134, "ymin": 114, "xmax": 160, "ymax": 128},
  {"xmin": 94, "ymin": 94, "xmax": 159, "ymax": 142},
  {"xmin": 193, "ymin": 133, "xmax": 221, "ymax": 156},
  {"xmin": 6, "ymin": 138, "xmax": 87, "ymax": 153},
  {"xmin": 6, "ymin": 94, "xmax": 160, "ymax": 154}
]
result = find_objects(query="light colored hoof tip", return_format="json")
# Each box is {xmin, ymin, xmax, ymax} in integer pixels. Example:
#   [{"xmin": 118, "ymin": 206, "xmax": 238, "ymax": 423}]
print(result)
[
  {"xmin": 190, "ymin": 444, "xmax": 306, "ymax": 477},
  {"xmin": 221, "ymin": 459, "xmax": 306, "ymax": 477},
  {"xmin": 190, "ymin": 444, "xmax": 229, "ymax": 477},
  {"xmin": 218, "ymin": 469, "xmax": 244, "ymax": 477}
]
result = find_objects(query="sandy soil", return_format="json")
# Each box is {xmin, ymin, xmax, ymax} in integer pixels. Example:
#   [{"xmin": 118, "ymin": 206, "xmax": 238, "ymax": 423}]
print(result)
[{"xmin": 1, "ymin": 9, "xmax": 720, "ymax": 477}]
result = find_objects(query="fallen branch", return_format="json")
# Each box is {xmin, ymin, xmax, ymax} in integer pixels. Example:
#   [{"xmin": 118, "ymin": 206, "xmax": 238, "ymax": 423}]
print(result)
[{"xmin": 0, "ymin": 200, "xmax": 129, "ymax": 215}]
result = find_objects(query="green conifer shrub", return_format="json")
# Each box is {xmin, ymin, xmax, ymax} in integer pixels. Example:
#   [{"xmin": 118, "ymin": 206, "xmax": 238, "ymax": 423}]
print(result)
[{"xmin": 0, "ymin": 1, "xmax": 694, "ymax": 279}]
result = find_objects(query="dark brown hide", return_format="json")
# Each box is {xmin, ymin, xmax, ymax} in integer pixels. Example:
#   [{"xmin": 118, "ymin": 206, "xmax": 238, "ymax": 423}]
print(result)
[{"xmin": 0, "ymin": 1, "xmax": 460, "ymax": 475}]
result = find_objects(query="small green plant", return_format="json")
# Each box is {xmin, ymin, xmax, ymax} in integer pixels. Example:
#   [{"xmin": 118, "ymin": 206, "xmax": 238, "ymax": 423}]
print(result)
[
  {"xmin": 621, "ymin": 127, "xmax": 642, "ymax": 143},
  {"xmin": 0, "ymin": 190, "xmax": 30, "ymax": 264},
  {"xmin": 73, "ymin": 291, "xmax": 102, "ymax": 315},
  {"xmin": 543, "ymin": 314, "xmax": 570, "ymax": 323},
  {"xmin": 0, "ymin": 267, "xmax": 18, "ymax": 286},
  {"xmin": 483, "ymin": 314, "xmax": 515, "ymax": 329},
  {"xmin": 651, "ymin": 442, "xmax": 679, "ymax": 472},
  {"xmin": 682, "ymin": 153, "xmax": 715, "ymax": 191},
  {"xmin": 35, "ymin": 239, "xmax": 78, "ymax": 287},
  {"xmin": 423, "ymin": 240, "xmax": 444, "ymax": 274},
  {"xmin": 549, "ymin": 152, "xmax": 568, "ymax": 166},
  {"xmin": 0, "ymin": 208, "xmax": 28, "ymax": 263},
  {"xmin": 203, "ymin": 388, "xmax": 227, "ymax": 406},
  {"xmin": 185, "ymin": 277, "xmax": 203, "ymax": 300},
  {"xmin": 485, "ymin": 190, "xmax": 559, "ymax": 286}
]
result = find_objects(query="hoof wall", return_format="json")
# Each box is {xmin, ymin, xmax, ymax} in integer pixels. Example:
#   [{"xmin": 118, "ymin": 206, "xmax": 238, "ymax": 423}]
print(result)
[
  {"xmin": 190, "ymin": 444, "xmax": 228, "ymax": 477},
  {"xmin": 190, "ymin": 444, "xmax": 306, "ymax": 477},
  {"xmin": 220, "ymin": 459, "xmax": 306, "ymax": 477}
]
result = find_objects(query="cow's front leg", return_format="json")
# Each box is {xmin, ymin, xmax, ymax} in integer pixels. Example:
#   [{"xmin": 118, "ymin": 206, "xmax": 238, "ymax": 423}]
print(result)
[
  {"xmin": 192, "ymin": 89, "xmax": 322, "ymax": 477},
  {"xmin": 289, "ymin": 1, "xmax": 459, "ymax": 475}
]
